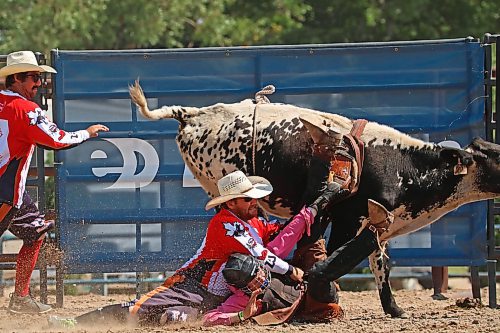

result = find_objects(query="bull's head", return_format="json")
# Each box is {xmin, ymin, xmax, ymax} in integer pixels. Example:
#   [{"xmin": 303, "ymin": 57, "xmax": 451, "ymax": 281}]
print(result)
[
  {"xmin": 438, "ymin": 146, "xmax": 474, "ymax": 176},
  {"xmin": 463, "ymin": 137, "xmax": 500, "ymax": 195}
]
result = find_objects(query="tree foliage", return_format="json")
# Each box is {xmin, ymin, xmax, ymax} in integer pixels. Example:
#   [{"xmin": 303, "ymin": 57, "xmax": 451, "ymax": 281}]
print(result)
[
  {"xmin": 282, "ymin": 0, "xmax": 500, "ymax": 44},
  {"xmin": 0, "ymin": 0, "xmax": 498, "ymax": 54},
  {"xmin": 0, "ymin": 0, "xmax": 310, "ymax": 53}
]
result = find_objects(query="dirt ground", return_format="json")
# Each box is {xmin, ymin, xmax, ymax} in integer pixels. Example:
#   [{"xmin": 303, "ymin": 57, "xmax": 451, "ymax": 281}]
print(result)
[{"xmin": 0, "ymin": 285, "xmax": 498, "ymax": 333}]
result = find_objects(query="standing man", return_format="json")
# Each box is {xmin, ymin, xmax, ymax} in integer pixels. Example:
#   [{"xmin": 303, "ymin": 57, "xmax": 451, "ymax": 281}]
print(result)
[{"xmin": 0, "ymin": 50, "xmax": 109, "ymax": 313}]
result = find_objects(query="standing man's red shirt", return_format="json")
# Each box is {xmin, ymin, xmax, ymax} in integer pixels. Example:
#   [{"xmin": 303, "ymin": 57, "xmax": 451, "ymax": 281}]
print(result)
[{"xmin": 0, "ymin": 90, "xmax": 90, "ymax": 207}]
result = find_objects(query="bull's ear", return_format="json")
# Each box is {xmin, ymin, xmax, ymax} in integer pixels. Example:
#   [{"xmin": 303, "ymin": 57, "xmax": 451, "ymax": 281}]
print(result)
[{"xmin": 300, "ymin": 117, "xmax": 342, "ymax": 145}]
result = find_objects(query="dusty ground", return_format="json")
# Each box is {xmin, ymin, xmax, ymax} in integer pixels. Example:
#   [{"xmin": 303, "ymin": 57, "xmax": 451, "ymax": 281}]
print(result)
[{"xmin": 0, "ymin": 285, "xmax": 498, "ymax": 333}]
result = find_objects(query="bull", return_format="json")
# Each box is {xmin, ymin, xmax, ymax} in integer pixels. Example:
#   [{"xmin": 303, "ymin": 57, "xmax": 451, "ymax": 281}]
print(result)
[{"xmin": 129, "ymin": 81, "xmax": 500, "ymax": 317}]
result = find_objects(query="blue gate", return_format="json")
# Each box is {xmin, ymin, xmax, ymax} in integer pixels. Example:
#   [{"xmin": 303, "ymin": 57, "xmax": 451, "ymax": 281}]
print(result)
[{"xmin": 51, "ymin": 37, "xmax": 486, "ymax": 274}]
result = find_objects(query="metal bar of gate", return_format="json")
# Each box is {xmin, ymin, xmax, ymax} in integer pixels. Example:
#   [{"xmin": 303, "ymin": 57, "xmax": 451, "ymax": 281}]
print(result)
[
  {"xmin": 33, "ymin": 52, "xmax": 49, "ymax": 305},
  {"xmin": 483, "ymin": 33, "xmax": 499, "ymax": 309},
  {"xmin": 491, "ymin": 35, "xmax": 498, "ymax": 309}
]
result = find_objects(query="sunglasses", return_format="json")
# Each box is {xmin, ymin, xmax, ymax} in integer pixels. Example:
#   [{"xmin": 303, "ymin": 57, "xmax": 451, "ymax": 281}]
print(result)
[
  {"xmin": 241, "ymin": 197, "xmax": 254, "ymax": 202},
  {"xmin": 26, "ymin": 74, "xmax": 42, "ymax": 83}
]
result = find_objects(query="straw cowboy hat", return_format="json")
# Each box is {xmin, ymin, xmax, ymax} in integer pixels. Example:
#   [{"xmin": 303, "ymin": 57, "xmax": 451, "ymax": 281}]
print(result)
[
  {"xmin": 0, "ymin": 51, "xmax": 56, "ymax": 77},
  {"xmin": 205, "ymin": 170, "xmax": 273, "ymax": 210}
]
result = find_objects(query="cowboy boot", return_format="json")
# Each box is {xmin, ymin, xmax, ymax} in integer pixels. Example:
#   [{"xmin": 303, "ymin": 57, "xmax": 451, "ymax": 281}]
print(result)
[
  {"xmin": 291, "ymin": 238, "xmax": 327, "ymax": 272},
  {"xmin": 297, "ymin": 293, "xmax": 344, "ymax": 322},
  {"xmin": 308, "ymin": 182, "xmax": 350, "ymax": 217}
]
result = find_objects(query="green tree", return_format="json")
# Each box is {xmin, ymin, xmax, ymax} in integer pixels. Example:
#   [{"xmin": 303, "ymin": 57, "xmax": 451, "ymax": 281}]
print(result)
[
  {"xmin": 1, "ymin": 0, "xmax": 498, "ymax": 54},
  {"xmin": 282, "ymin": 0, "xmax": 500, "ymax": 44},
  {"xmin": 0, "ymin": 0, "xmax": 310, "ymax": 54}
]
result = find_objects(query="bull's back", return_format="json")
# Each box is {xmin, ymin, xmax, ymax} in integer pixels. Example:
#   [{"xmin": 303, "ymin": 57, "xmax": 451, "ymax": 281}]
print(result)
[{"xmin": 175, "ymin": 100, "xmax": 423, "ymax": 217}]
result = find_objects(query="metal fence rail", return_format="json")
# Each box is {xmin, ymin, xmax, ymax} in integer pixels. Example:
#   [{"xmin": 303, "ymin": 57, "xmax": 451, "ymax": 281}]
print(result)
[{"xmin": 484, "ymin": 33, "xmax": 499, "ymax": 309}]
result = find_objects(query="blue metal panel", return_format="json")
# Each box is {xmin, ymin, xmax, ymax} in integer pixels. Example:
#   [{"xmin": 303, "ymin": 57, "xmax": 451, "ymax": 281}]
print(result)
[{"xmin": 52, "ymin": 38, "xmax": 487, "ymax": 273}]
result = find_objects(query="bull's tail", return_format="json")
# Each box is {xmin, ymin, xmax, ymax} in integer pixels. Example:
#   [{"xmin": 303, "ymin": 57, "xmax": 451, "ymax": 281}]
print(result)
[{"xmin": 128, "ymin": 80, "xmax": 202, "ymax": 121}]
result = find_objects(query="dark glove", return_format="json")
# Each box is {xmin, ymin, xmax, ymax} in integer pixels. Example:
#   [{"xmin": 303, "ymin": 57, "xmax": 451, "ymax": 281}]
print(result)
[{"xmin": 309, "ymin": 182, "xmax": 350, "ymax": 216}]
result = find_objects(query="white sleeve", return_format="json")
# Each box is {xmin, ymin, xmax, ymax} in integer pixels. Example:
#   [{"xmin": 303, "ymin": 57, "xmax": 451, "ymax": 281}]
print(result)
[
  {"xmin": 28, "ymin": 107, "xmax": 90, "ymax": 148},
  {"xmin": 231, "ymin": 227, "xmax": 290, "ymax": 275}
]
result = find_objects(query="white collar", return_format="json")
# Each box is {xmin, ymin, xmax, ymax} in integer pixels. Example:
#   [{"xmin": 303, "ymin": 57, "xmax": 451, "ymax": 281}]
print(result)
[{"xmin": 0, "ymin": 89, "xmax": 27, "ymax": 100}]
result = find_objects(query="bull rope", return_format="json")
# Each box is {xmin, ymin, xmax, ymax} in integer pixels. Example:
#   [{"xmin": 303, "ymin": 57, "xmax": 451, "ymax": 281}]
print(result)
[{"xmin": 252, "ymin": 85, "xmax": 276, "ymax": 175}]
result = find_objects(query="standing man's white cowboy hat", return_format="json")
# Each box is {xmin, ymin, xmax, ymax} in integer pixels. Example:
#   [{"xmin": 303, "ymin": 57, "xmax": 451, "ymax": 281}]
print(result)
[
  {"xmin": 205, "ymin": 170, "xmax": 273, "ymax": 210},
  {"xmin": 0, "ymin": 51, "xmax": 56, "ymax": 77}
]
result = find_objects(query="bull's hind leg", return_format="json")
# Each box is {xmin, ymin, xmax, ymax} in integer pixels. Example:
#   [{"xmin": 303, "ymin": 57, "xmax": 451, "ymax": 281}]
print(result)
[{"xmin": 368, "ymin": 249, "xmax": 407, "ymax": 318}]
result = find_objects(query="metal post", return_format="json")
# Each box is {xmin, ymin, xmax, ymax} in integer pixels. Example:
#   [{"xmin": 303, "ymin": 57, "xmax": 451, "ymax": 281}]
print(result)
[
  {"xmin": 103, "ymin": 273, "xmax": 109, "ymax": 296},
  {"xmin": 470, "ymin": 266, "xmax": 481, "ymax": 300},
  {"xmin": 39, "ymin": 251, "xmax": 48, "ymax": 304},
  {"xmin": 483, "ymin": 32, "xmax": 499, "ymax": 310},
  {"xmin": 90, "ymin": 272, "xmax": 106, "ymax": 296},
  {"xmin": 487, "ymin": 259, "xmax": 497, "ymax": 308},
  {"xmin": 136, "ymin": 272, "xmax": 144, "ymax": 300},
  {"xmin": 55, "ymin": 260, "xmax": 64, "ymax": 308},
  {"xmin": 0, "ymin": 238, "xmax": 4, "ymax": 297},
  {"xmin": 33, "ymin": 53, "xmax": 49, "ymax": 304}
]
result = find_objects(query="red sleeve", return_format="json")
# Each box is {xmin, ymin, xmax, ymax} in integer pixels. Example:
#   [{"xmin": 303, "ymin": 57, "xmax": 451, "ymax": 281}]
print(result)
[{"xmin": 15, "ymin": 100, "xmax": 89, "ymax": 149}]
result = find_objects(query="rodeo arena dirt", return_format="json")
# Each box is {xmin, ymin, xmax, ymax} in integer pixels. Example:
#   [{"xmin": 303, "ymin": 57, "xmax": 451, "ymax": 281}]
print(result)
[
  {"xmin": 0, "ymin": 243, "xmax": 498, "ymax": 332},
  {"xmin": 0, "ymin": 283, "xmax": 498, "ymax": 333}
]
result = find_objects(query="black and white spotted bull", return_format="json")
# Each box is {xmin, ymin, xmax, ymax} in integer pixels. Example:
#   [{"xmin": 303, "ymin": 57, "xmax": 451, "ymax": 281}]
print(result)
[{"xmin": 129, "ymin": 81, "xmax": 500, "ymax": 317}]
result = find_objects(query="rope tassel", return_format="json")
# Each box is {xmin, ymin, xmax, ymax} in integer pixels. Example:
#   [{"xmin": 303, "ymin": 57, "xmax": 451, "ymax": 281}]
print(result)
[{"xmin": 255, "ymin": 85, "xmax": 276, "ymax": 104}]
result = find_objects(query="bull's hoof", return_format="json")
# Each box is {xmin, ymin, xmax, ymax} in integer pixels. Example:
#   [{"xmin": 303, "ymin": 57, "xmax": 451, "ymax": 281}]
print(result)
[
  {"xmin": 394, "ymin": 311, "xmax": 409, "ymax": 319},
  {"xmin": 387, "ymin": 307, "xmax": 408, "ymax": 318}
]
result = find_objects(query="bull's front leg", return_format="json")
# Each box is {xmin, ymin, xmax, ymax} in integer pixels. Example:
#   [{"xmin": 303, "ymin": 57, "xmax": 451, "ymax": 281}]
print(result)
[{"xmin": 368, "ymin": 248, "xmax": 408, "ymax": 318}]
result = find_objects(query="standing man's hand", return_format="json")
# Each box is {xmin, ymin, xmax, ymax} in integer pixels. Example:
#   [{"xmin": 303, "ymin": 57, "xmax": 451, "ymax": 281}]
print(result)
[{"xmin": 86, "ymin": 124, "xmax": 109, "ymax": 137}]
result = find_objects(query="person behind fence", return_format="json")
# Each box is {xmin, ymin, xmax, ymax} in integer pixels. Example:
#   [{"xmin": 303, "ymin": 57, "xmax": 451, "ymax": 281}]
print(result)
[
  {"xmin": 0, "ymin": 50, "xmax": 109, "ymax": 314},
  {"xmin": 47, "ymin": 169, "xmax": 348, "ymax": 328},
  {"xmin": 431, "ymin": 266, "xmax": 449, "ymax": 300}
]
